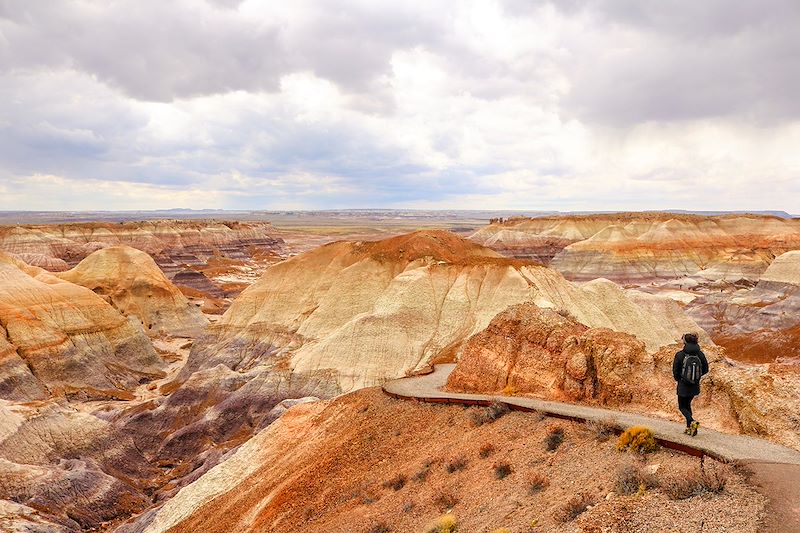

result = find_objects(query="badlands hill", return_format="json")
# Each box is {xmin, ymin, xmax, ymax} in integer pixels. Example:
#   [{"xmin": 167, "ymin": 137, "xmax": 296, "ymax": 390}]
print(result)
[
  {"xmin": 699, "ymin": 250, "xmax": 800, "ymax": 362},
  {"xmin": 56, "ymin": 246, "xmax": 208, "ymax": 336},
  {"xmin": 471, "ymin": 213, "xmax": 800, "ymax": 282},
  {"xmin": 0, "ymin": 252, "xmax": 163, "ymax": 401},
  {"xmin": 180, "ymin": 230, "xmax": 703, "ymax": 394}
]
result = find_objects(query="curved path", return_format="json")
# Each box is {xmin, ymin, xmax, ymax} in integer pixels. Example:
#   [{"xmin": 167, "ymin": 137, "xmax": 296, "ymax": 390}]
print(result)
[{"xmin": 383, "ymin": 364, "xmax": 800, "ymax": 532}]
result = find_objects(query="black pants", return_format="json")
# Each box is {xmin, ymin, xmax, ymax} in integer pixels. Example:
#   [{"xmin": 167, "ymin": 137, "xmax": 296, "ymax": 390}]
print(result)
[{"xmin": 678, "ymin": 395, "xmax": 695, "ymax": 426}]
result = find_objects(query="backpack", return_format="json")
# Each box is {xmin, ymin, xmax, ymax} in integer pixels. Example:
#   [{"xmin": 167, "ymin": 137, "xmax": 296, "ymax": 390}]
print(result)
[{"xmin": 681, "ymin": 353, "xmax": 702, "ymax": 384}]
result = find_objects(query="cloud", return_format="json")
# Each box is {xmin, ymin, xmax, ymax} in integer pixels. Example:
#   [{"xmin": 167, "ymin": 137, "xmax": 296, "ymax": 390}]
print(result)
[{"xmin": 0, "ymin": 0, "xmax": 798, "ymax": 212}]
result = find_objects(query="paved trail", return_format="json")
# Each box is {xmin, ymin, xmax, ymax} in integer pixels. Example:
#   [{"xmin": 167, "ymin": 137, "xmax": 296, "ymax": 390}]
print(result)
[{"xmin": 383, "ymin": 364, "xmax": 800, "ymax": 533}]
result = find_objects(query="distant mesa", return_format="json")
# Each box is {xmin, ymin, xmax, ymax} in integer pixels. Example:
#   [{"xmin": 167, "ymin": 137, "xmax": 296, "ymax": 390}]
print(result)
[{"xmin": 472, "ymin": 212, "xmax": 800, "ymax": 283}]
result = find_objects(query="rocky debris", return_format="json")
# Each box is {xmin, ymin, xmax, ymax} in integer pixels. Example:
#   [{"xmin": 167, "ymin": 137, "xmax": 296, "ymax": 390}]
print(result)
[
  {"xmin": 0, "ymin": 252, "xmax": 164, "ymax": 400},
  {"xmin": 56, "ymin": 246, "xmax": 209, "ymax": 336},
  {"xmin": 181, "ymin": 231, "xmax": 706, "ymax": 399},
  {"xmin": 472, "ymin": 213, "xmax": 800, "ymax": 283}
]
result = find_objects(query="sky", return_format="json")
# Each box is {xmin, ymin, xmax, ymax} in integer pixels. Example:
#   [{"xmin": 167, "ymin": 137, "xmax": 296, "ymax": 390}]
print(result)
[{"xmin": 1, "ymin": 0, "xmax": 799, "ymax": 212}]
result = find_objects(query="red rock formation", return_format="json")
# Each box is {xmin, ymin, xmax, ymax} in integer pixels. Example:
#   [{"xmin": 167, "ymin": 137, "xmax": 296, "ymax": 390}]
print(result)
[{"xmin": 446, "ymin": 303, "xmax": 800, "ymax": 450}]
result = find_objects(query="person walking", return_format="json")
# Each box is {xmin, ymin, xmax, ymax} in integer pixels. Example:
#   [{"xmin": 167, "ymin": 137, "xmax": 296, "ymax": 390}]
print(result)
[{"xmin": 672, "ymin": 333, "xmax": 709, "ymax": 436}]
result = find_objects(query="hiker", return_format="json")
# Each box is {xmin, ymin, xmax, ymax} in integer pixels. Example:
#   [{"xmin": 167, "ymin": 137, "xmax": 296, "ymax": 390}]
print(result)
[{"xmin": 672, "ymin": 333, "xmax": 709, "ymax": 436}]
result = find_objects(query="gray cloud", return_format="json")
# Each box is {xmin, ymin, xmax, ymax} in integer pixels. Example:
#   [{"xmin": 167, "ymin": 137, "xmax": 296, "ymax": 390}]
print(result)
[{"xmin": 0, "ymin": 0, "xmax": 798, "ymax": 211}]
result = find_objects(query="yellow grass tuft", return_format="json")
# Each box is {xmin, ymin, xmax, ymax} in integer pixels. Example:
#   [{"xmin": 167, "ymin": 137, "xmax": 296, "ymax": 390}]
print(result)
[{"xmin": 616, "ymin": 425, "xmax": 658, "ymax": 454}]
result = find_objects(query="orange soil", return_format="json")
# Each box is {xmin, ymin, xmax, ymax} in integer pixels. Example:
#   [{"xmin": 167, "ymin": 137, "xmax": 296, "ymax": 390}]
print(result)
[{"xmin": 168, "ymin": 389, "xmax": 763, "ymax": 533}]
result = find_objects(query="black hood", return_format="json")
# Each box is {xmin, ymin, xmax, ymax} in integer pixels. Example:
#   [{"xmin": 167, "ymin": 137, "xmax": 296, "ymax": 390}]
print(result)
[{"xmin": 683, "ymin": 341, "xmax": 701, "ymax": 354}]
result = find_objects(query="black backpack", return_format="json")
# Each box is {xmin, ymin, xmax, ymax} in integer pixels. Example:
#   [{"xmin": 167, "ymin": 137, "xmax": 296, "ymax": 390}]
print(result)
[{"xmin": 681, "ymin": 352, "xmax": 702, "ymax": 384}]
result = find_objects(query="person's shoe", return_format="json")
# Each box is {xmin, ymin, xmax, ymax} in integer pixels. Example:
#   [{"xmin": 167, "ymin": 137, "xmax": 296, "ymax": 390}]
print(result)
[
  {"xmin": 683, "ymin": 427, "xmax": 692, "ymax": 435},
  {"xmin": 689, "ymin": 420, "xmax": 700, "ymax": 437}
]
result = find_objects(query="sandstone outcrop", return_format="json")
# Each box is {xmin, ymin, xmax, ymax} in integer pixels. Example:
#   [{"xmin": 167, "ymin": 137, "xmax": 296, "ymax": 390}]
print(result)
[
  {"xmin": 0, "ymin": 252, "xmax": 164, "ymax": 400},
  {"xmin": 472, "ymin": 213, "xmax": 800, "ymax": 283},
  {"xmin": 56, "ymin": 246, "xmax": 208, "ymax": 336},
  {"xmin": 446, "ymin": 303, "xmax": 800, "ymax": 450},
  {"xmin": 181, "ymin": 231, "xmax": 705, "ymax": 396}
]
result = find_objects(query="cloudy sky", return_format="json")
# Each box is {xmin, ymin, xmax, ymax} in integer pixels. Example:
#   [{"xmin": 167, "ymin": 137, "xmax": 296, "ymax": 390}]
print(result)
[{"xmin": 1, "ymin": 0, "xmax": 799, "ymax": 212}]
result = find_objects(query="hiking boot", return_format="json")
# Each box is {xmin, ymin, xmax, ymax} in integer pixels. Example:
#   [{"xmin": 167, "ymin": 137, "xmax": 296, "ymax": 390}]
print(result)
[
  {"xmin": 683, "ymin": 427, "xmax": 692, "ymax": 436},
  {"xmin": 689, "ymin": 420, "xmax": 700, "ymax": 437}
]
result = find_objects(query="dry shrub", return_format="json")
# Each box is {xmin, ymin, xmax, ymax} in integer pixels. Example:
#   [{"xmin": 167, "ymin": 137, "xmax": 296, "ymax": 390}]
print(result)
[
  {"xmin": 501, "ymin": 383, "xmax": 517, "ymax": 396},
  {"xmin": 615, "ymin": 460, "xmax": 658, "ymax": 495},
  {"xmin": 382, "ymin": 474, "xmax": 407, "ymax": 491},
  {"xmin": 494, "ymin": 462, "xmax": 513, "ymax": 479},
  {"xmin": 700, "ymin": 462, "xmax": 731, "ymax": 494},
  {"xmin": 434, "ymin": 492, "xmax": 459, "ymax": 512},
  {"xmin": 367, "ymin": 524, "xmax": 391, "ymax": 533},
  {"xmin": 556, "ymin": 308, "xmax": 578, "ymax": 322},
  {"xmin": 662, "ymin": 462, "xmax": 731, "ymax": 500},
  {"xmin": 527, "ymin": 472, "xmax": 549, "ymax": 494},
  {"xmin": 446, "ymin": 457, "xmax": 468, "ymax": 474},
  {"xmin": 545, "ymin": 425, "xmax": 565, "ymax": 451},
  {"xmin": 553, "ymin": 492, "xmax": 596, "ymax": 523},
  {"xmin": 661, "ymin": 470, "xmax": 701, "ymax": 500},
  {"xmin": 585, "ymin": 417, "xmax": 616, "ymax": 441},
  {"xmin": 616, "ymin": 426, "xmax": 658, "ymax": 454},
  {"xmin": 471, "ymin": 401, "xmax": 511, "ymax": 426},
  {"xmin": 425, "ymin": 513, "xmax": 458, "ymax": 533},
  {"xmin": 479, "ymin": 443, "xmax": 496, "ymax": 459}
]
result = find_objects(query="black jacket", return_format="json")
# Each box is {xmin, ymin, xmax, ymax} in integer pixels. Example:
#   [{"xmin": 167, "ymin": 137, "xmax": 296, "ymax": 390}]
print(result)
[{"xmin": 672, "ymin": 341, "xmax": 709, "ymax": 397}]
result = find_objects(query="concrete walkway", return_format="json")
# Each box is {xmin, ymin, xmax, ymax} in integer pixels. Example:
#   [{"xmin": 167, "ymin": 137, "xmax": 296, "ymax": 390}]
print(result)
[{"xmin": 383, "ymin": 364, "xmax": 800, "ymax": 532}]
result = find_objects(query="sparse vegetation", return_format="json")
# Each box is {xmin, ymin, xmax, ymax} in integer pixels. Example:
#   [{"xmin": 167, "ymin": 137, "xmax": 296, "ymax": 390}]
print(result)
[
  {"xmin": 553, "ymin": 492, "xmax": 596, "ymax": 523},
  {"xmin": 616, "ymin": 425, "xmax": 658, "ymax": 454},
  {"xmin": 493, "ymin": 462, "xmax": 512, "ymax": 479},
  {"xmin": 479, "ymin": 443, "xmax": 495, "ymax": 458},
  {"xmin": 414, "ymin": 465, "xmax": 431, "ymax": 483},
  {"xmin": 545, "ymin": 424, "xmax": 565, "ymax": 451},
  {"xmin": 446, "ymin": 457, "xmax": 468, "ymax": 473},
  {"xmin": 471, "ymin": 401, "xmax": 511, "ymax": 426},
  {"xmin": 425, "ymin": 513, "xmax": 458, "ymax": 533},
  {"xmin": 527, "ymin": 472, "xmax": 549, "ymax": 494},
  {"xmin": 382, "ymin": 474, "xmax": 407, "ymax": 491},
  {"xmin": 585, "ymin": 417, "xmax": 616, "ymax": 441},
  {"xmin": 367, "ymin": 523, "xmax": 392, "ymax": 533},
  {"xmin": 661, "ymin": 462, "xmax": 731, "ymax": 500},
  {"xmin": 501, "ymin": 383, "xmax": 517, "ymax": 396},
  {"xmin": 556, "ymin": 308, "xmax": 578, "ymax": 322},
  {"xmin": 434, "ymin": 492, "xmax": 459, "ymax": 512},
  {"xmin": 700, "ymin": 463, "xmax": 731, "ymax": 494},
  {"xmin": 615, "ymin": 460, "xmax": 658, "ymax": 495}
]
